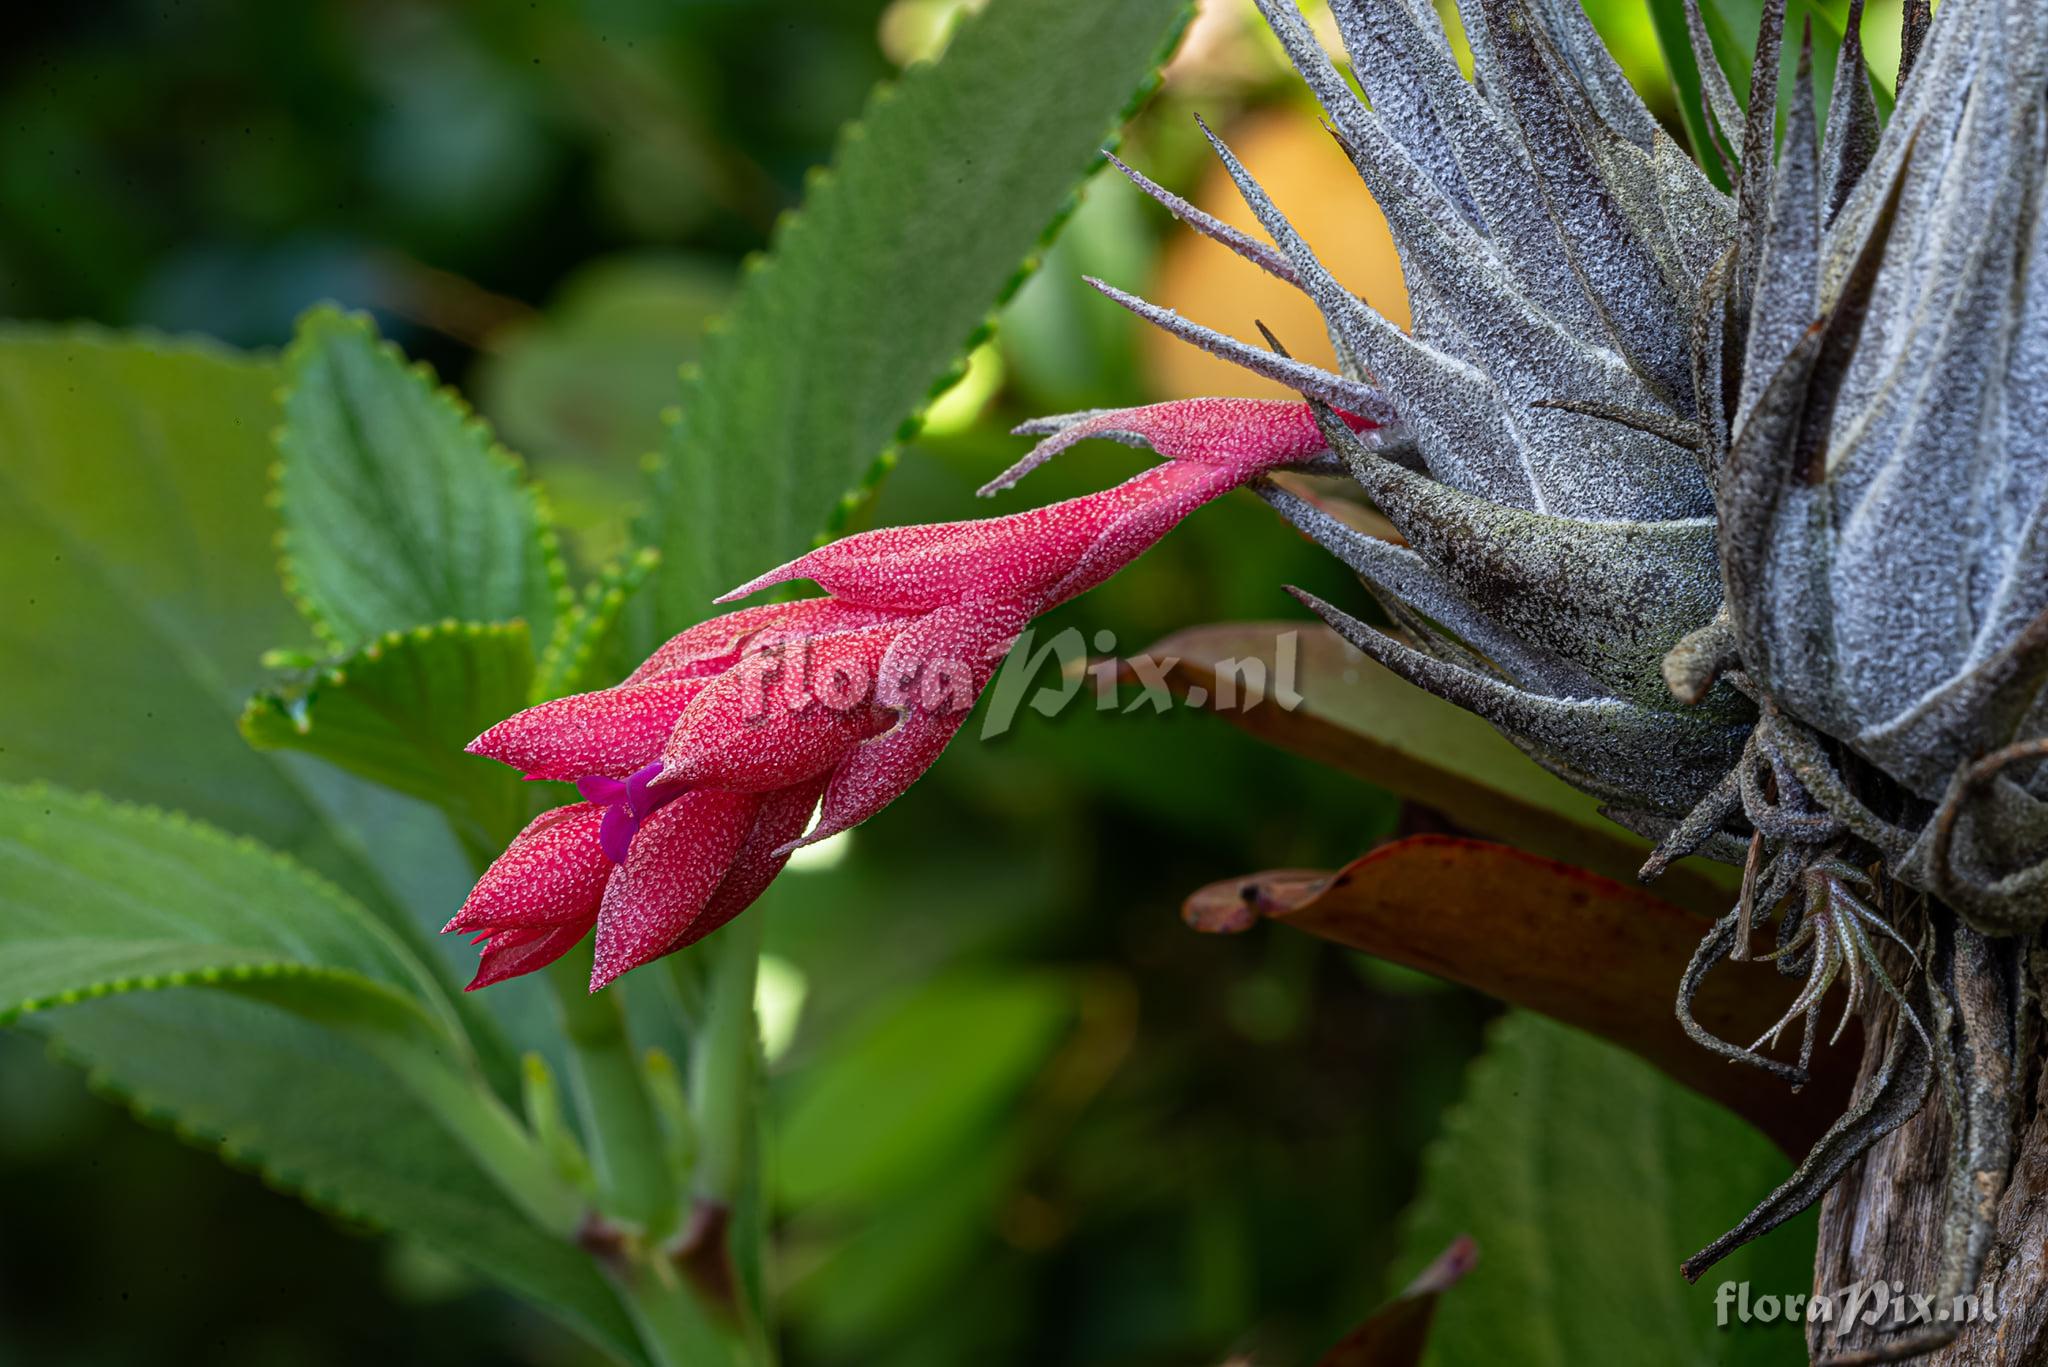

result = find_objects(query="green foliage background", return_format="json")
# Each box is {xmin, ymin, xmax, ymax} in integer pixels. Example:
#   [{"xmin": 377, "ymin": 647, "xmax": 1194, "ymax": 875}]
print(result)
[{"xmin": 0, "ymin": 2, "xmax": 1852, "ymax": 1364}]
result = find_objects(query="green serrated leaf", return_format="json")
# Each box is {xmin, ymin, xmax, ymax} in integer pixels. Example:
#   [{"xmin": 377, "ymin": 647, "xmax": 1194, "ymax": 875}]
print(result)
[
  {"xmin": 638, "ymin": 0, "xmax": 1193, "ymax": 641},
  {"xmin": 0, "ymin": 782, "xmax": 459, "ymax": 1045},
  {"xmin": 277, "ymin": 306, "xmax": 566, "ymax": 654},
  {"xmin": 242, "ymin": 620, "xmax": 538, "ymax": 859},
  {"xmin": 28, "ymin": 991, "xmax": 643, "ymax": 1364},
  {"xmin": 0, "ymin": 783, "xmax": 635, "ymax": 1353},
  {"xmin": 0, "ymin": 325, "xmax": 517, "ymax": 1096},
  {"xmin": 535, "ymin": 546, "xmax": 662, "ymax": 702},
  {"xmin": 1396, "ymin": 1013, "xmax": 1815, "ymax": 1367}
]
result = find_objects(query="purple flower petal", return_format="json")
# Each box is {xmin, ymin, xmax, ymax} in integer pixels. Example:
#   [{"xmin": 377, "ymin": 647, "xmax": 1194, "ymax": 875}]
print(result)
[
  {"xmin": 600, "ymin": 802, "xmax": 637, "ymax": 864},
  {"xmin": 578, "ymin": 775, "xmax": 628, "ymax": 804},
  {"xmin": 624, "ymin": 761, "xmax": 666, "ymax": 819}
]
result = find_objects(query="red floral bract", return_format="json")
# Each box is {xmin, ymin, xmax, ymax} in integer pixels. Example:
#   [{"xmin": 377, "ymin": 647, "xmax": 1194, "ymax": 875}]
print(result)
[{"xmin": 449, "ymin": 397, "xmax": 1373, "ymax": 989}]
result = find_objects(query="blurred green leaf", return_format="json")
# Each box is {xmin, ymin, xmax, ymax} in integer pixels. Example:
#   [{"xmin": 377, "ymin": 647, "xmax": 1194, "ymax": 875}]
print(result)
[
  {"xmin": 0, "ymin": 783, "xmax": 635, "ymax": 1355},
  {"xmin": 474, "ymin": 253, "xmax": 728, "ymax": 472},
  {"xmin": 640, "ymin": 0, "xmax": 1194, "ymax": 637},
  {"xmin": 240, "ymin": 621, "xmax": 537, "ymax": 859},
  {"xmin": 277, "ymin": 306, "xmax": 563, "ymax": 654},
  {"xmin": 0, "ymin": 325, "xmax": 517, "ymax": 1098},
  {"xmin": 1395, "ymin": 1012, "xmax": 1815, "ymax": 1367},
  {"xmin": 996, "ymin": 173, "xmax": 1154, "ymax": 411},
  {"xmin": 0, "ymin": 332, "xmax": 466, "ymax": 929},
  {"xmin": 775, "ymin": 973, "xmax": 1073, "ymax": 1211},
  {"xmin": 1672, "ymin": 0, "xmax": 1891, "ymax": 135},
  {"xmin": 1645, "ymin": 1, "xmax": 1735, "ymax": 187},
  {"xmin": 473, "ymin": 255, "xmax": 732, "ymax": 565},
  {"xmin": 27, "ymin": 991, "xmax": 643, "ymax": 1363},
  {"xmin": 785, "ymin": 1136, "xmax": 1022, "ymax": 1355}
]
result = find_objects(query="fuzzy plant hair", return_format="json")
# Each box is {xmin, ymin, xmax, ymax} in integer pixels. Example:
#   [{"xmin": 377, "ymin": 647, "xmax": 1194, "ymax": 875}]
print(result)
[{"xmin": 1019, "ymin": 1, "xmax": 2047, "ymax": 1360}]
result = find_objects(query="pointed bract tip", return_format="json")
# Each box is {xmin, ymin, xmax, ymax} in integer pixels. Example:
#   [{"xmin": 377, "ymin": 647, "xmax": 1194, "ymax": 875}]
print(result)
[
  {"xmin": 715, "ymin": 559, "xmax": 803, "ymax": 603},
  {"xmin": 772, "ymin": 821, "xmax": 837, "ymax": 859}
]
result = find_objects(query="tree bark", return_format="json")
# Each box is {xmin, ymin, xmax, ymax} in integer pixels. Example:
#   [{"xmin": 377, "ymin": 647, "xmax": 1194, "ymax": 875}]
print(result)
[{"xmin": 1809, "ymin": 940, "xmax": 2047, "ymax": 1364}]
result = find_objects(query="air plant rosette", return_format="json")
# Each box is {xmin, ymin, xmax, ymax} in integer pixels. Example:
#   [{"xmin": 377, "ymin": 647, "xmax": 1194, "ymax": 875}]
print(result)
[{"xmin": 1116, "ymin": 0, "xmax": 2044, "ymax": 1359}]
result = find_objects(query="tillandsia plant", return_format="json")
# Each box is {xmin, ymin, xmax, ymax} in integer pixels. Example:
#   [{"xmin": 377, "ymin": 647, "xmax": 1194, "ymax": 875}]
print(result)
[{"xmin": 994, "ymin": 0, "xmax": 2043, "ymax": 1362}]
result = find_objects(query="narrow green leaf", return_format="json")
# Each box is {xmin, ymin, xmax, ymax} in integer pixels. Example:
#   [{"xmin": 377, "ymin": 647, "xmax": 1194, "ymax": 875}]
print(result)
[
  {"xmin": 277, "ymin": 306, "xmax": 566, "ymax": 653},
  {"xmin": 640, "ymin": 0, "xmax": 1193, "ymax": 637},
  {"xmin": 241, "ymin": 621, "xmax": 537, "ymax": 858},
  {"xmin": 1646, "ymin": 0, "xmax": 1735, "ymax": 188},
  {"xmin": 1396, "ymin": 1013, "xmax": 1815, "ymax": 1367}
]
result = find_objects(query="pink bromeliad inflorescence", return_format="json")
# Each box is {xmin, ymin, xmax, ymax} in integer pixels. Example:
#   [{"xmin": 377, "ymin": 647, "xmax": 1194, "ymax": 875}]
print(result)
[{"xmin": 448, "ymin": 398, "xmax": 1382, "ymax": 990}]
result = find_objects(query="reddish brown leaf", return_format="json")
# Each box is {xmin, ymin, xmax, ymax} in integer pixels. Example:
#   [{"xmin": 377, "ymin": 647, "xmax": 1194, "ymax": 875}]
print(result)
[
  {"xmin": 1132, "ymin": 622, "xmax": 1733, "ymax": 916},
  {"xmin": 1185, "ymin": 836, "xmax": 1853, "ymax": 1156},
  {"xmin": 1311, "ymin": 1235, "xmax": 1475, "ymax": 1367}
]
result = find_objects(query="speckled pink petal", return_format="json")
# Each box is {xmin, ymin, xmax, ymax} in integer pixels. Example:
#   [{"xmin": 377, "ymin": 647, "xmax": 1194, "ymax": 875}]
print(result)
[
  {"xmin": 622, "ymin": 602, "xmax": 802, "ymax": 684},
  {"xmin": 742, "ymin": 599, "xmax": 912, "ymax": 652},
  {"xmin": 1037, "ymin": 461, "xmax": 1248, "ymax": 607},
  {"xmin": 590, "ymin": 789, "xmax": 761, "ymax": 989},
  {"xmin": 800, "ymin": 706, "xmax": 975, "ymax": 852},
  {"xmin": 670, "ymin": 776, "xmax": 828, "ymax": 952},
  {"xmin": 798, "ymin": 602, "xmax": 1030, "ymax": 848},
  {"xmin": 445, "ymin": 803, "xmax": 611, "ymax": 934},
  {"xmin": 868, "ymin": 600, "xmax": 1032, "ymax": 709},
  {"xmin": 715, "ymin": 498, "xmax": 1121, "ymax": 612},
  {"xmin": 982, "ymin": 397, "xmax": 1362, "ymax": 494},
  {"xmin": 467, "ymin": 677, "xmax": 709, "ymax": 781},
  {"xmin": 618, "ymin": 599, "xmax": 893, "ymax": 685},
  {"xmin": 658, "ymin": 623, "xmax": 901, "ymax": 791},
  {"xmin": 466, "ymin": 919, "xmax": 595, "ymax": 991},
  {"xmin": 714, "ymin": 410, "xmax": 1351, "ymax": 616}
]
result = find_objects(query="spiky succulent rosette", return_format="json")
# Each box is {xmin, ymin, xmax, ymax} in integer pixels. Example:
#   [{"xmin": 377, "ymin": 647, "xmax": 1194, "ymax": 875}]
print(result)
[{"xmin": 1013, "ymin": 0, "xmax": 2042, "ymax": 1356}]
